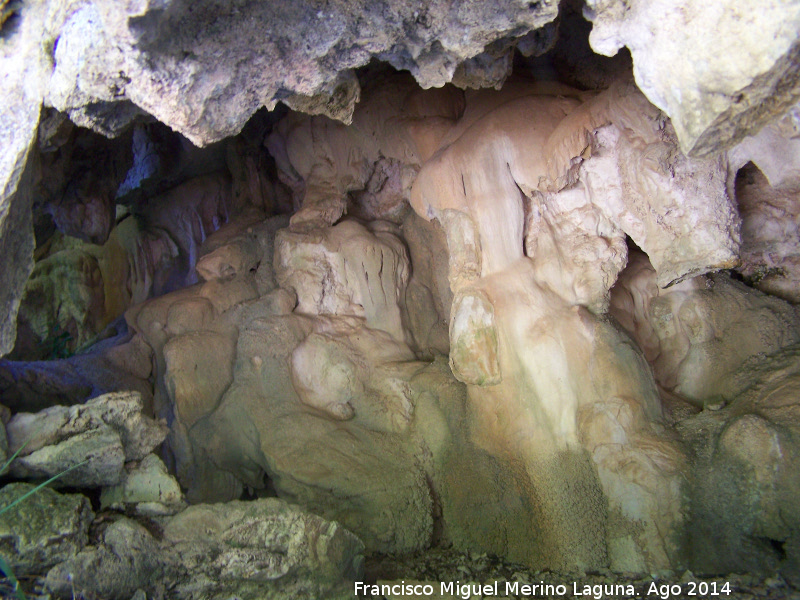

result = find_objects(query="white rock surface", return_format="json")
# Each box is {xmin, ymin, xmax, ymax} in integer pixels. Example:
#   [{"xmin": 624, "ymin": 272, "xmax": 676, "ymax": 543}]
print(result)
[
  {"xmin": 732, "ymin": 145, "xmax": 800, "ymax": 303},
  {"xmin": 275, "ymin": 219, "xmax": 411, "ymax": 344},
  {"xmin": 126, "ymin": 209, "xmax": 438, "ymax": 553},
  {"xmin": 585, "ymin": 0, "xmax": 800, "ymax": 155},
  {"xmin": 729, "ymin": 103, "xmax": 800, "ymax": 191},
  {"xmin": 411, "ymin": 80, "xmax": 740, "ymax": 291},
  {"xmin": 405, "ymin": 79, "xmax": 693, "ymax": 571}
]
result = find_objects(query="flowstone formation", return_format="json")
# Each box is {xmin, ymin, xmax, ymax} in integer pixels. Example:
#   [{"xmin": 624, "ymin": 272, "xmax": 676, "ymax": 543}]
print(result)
[
  {"xmin": 2, "ymin": 0, "xmax": 799, "ymax": 358},
  {"xmin": 257, "ymin": 72, "xmax": 744, "ymax": 572},
  {"xmin": 611, "ymin": 249, "xmax": 800, "ymax": 576},
  {"xmin": 27, "ymin": 69, "xmax": 786, "ymax": 581},
  {"xmin": 3, "ymin": 2, "xmax": 800, "ymax": 596}
]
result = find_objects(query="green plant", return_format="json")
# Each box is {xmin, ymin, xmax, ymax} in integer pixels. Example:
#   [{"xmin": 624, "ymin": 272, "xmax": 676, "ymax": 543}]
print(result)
[{"xmin": 0, "ymin": 441, "xmax": 88, "ymax": 600}]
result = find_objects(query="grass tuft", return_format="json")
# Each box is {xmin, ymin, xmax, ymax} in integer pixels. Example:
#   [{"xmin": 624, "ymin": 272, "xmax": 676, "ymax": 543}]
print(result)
[{"xmin": 0, "ymin": 439, "xmax": 89, "ymax": 599}]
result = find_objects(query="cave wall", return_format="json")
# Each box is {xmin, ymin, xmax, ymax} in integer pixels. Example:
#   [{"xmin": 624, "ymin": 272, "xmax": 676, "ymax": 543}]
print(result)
[
  {"xmin": 2, "ymin": 0, "xmax": 800, "ymax": 356},
  {"xmin": 6, "ymin": 69, "xmax": 794, "ymax": 577},
  {"xmin": 2, "ymin": 0, "xmax": 800, "ymax": 586}
]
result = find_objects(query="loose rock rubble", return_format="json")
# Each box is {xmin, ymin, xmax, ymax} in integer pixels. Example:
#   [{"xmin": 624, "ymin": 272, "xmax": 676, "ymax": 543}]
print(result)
[{"xmin": 362, "ymin": 548, "xmax": 800, "ymax": 600}]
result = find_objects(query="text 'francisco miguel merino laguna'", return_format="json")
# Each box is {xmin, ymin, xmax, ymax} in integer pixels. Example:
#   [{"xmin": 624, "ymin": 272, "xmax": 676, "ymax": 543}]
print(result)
[{"xmin": 355, "ymin": 579, "xmax": 733, "ymax": 599}]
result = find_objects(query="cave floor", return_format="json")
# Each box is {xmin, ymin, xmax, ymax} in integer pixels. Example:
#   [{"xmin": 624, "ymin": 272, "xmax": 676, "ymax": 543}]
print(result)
[
  {"xmin": 1, "ymin": 545, "xmax": 798, "ymax": 599},
  {"xmin": 362, "ymin": 547, "xmax": 800, "ymax": 600}
]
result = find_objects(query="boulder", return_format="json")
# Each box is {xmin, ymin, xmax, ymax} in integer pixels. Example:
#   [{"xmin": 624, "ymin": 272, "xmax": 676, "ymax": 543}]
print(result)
[
  {"xmin": 45, "ymin": 498, "xmax": 365, "ymax": 600},
  {"xmin": 0, "ymin": 483, "xmax": 93, "ymax": 576},
  {"xmin": 6, "ymin": 391, "xmax": 168, "ymax": 487},
  {"xmin": 45, "ymin": 517, "xmax": 163, "ymax": 600},
  {"xmin": 161, "ymin": 499, "xmax": 364, "ymax": 600},
  {"xmin": 100, "ymin": 453, "xmax": 186, "ymax": 516}
]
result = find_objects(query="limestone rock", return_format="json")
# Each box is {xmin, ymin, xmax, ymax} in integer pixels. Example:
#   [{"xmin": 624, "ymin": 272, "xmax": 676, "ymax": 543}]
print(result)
[
  {"xmin": 577, "ymin": 115, "xmax": 739, "ymax": 288},
  {"xmin": 448, "ymin": 291, "xmax": 501, "ymax": 386},
  {"xmin": 0, "ymin": 155, "xmax": 36, "ymax": 359},
  {"xmin": 136, "ymin": 173, "xmax": 242, "ymax": 293},
  {"xmin": 196, "ymin": 235, "xmax": 260, "ymax": 283},
  {"xmin": 46, "ymin": 499, "xmax": 364, "ymax": 600},
  {"xmin": 585, "ymin": 0, "xmax": 800, "ymax": 155},
  {"xmin": 734, "ymin": 162, "xmax": 800, "ymax": 303},
  {"xmin": 290, "ymin": 334, "xmax": 361, "ymax": 421},
  {"xmin": 0, "ymin": 483, "xmax": 93, "ymax": 576},
  {"xmin": 264, "ymin": 73, "xmax": 704, "ymax": 572},
  {"xmin": 404, "ymin": 78, "xmax": 691, "ymax": 571},
  {"xmin": 45, "ymin": 517, "xmax": 163, "ymax": 600},
  {"xmin": 100, "ymin": 453, "xmax": 186, "ymax": 516},
  {"xmin": 289, "ymin": 319, "xmax": 417, "ymax": 432},
  {"xmin": 401, "ymin": 211, "xmax": 452, "ymax": 357},
  {"xmin": 195, "ymin": 213, "xmax": 291, "ymax": 298},
  {"xmin": 164, "ymin": 330, "xmax": 236, "ymax": 428},
  {"xmin": 729, "ymin": 104, "xmax": 800, "ymax": 192},
  {"xmin": 162, "ymin": 499, "xmax": 364, "ymax": 600},
  {"xmin": 525, "ymin": 183, "xmax": 627, "ymax": 313},
  {"xmin": 40, "ymin": 0, "xmax": 559, "ymax": 145},
  {"xmin": 45, "ymin": 3, "xmax": 145, "ymax": 137},
  {"xmin": 0, "ymin": 0, "xmax": 47, "ymax": 358},
  {"xmin": 349, "ymin": 157, "xmax": 416, "ymax": 225},
  {"xmin": 10, "ymin": 217, "xmax": 135, "ymax": 360},
  {"xmin": 35, "ymin": 124, "xmax": 133, "ymax": 246},
  {"xmin": 283, "ymin": 70, "xmax": 363, "ymax": 126},
  {"xmin": 275, "ymin": 219, "xmax": 411, "ymax": 343},
  {"xmin": 266, "ymin": 73, "xmax": 465, "ymax": 229},
  {"xmin": 13, "ymin": 247, "xmax": 109, "ymax": 359},
  {"xmin": 730, "ymin": 111, "xmax": 800, "ymax": 304},
  {"xmin": 610, "ymin": 250, "xmax": 800, "ymax": 406},
  {"xmin": 12, "ymin": 167, "xmax": 253, "ymax": 361},
  {"xmin": 0, "ymin": 336, "xmax": 154, "ymax": 414},
  {"xmin": 410, "ymin": 79, "xmax": 739, "ymax": 290},
  {"xmin": 10, "ymin": 426, "xmax": 126, "ymax": 488},
  {"xmin": 193, "ymin": 312, "xmax": 435, "ymax": 552},
  {"xmin": 8, "ymin": 181, "xmax": 264, "ymax": 363},
  {"xmin": 6, "ymin": 391, "xmax": 168, "ymax": 487},
  {"xmin": 679, "ymin": 344, "xmax": 800, "ymax": 576},
  {"xmin": 434, "ymin": 262, "xmax": 683, "ymax": 572},
  {"xmin": 578, "ymin": 393, "xmax": 685, "ymax": 572}
]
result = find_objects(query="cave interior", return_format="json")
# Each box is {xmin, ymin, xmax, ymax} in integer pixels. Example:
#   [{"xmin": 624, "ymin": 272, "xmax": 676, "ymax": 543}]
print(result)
[{"xmin": 1, "ymin": 0, "xmax": 800, "ymax": 597}]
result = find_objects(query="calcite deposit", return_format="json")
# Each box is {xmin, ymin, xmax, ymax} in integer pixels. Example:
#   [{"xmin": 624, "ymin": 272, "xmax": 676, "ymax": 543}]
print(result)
[{"xmin": 2, "ymin": 0, "xmax": 800, "ymax": 596}]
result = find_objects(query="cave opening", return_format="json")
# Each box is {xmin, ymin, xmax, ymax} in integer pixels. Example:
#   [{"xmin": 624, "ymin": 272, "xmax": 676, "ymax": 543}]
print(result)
[{"xmin": 1, "ymin": 0, "xmax": 800, "ymax": 598}]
